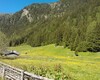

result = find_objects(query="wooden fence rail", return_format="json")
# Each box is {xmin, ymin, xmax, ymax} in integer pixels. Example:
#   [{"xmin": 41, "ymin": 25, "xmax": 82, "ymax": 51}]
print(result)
[{"xmin": 0, "ymin": 62, "xmax": 53, "ymax": 80}]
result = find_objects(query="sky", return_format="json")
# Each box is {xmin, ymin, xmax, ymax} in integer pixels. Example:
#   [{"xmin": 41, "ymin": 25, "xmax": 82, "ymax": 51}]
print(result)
[{"xmin": 0, "ymin": 0, "xmax": 59, "ymax": 13}]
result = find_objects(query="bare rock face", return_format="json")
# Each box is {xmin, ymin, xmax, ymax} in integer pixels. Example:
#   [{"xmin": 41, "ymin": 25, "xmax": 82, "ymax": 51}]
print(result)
[
  {"xmin": 21, "ymin": 9, "xmax": 29, "ymax": 16},
  {"xmin": 50, "ymin": 2, "xmax": 61, "ymax": 9},
  {"xmin": 50, "ymin": 2, "xmax": 57, "ymax": 9},
  {"xmin": 21, "ymin": 9, "xmax": 33, "ymax": 22}
]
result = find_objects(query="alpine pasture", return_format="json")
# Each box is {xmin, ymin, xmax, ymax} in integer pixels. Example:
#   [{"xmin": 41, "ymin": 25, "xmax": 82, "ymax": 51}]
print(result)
[{"xmin": 0, "ymin": 44, "xmax": 100, "ymax": 80}]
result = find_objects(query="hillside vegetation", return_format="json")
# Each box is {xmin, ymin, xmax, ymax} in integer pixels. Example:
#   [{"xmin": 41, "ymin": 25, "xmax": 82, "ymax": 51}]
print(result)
[
  {"xmin": 0, "ymin": 0, "xmax": 100, "ymax": 52},
  {"xmin": 0, "ymin": 44, "xmax": 100, "ymax": 80}
]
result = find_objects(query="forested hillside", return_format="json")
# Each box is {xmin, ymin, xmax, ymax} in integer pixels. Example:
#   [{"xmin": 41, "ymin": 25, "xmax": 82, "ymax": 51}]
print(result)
[{"xmin": 0, "ymin": 0, "xmax": 100, "ymax": 52}]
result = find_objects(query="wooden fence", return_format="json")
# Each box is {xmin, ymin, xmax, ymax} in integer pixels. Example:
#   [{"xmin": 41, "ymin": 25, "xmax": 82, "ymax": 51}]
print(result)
[{"xmin": 0, "ymin": 62, "xmax": 53, "ymax": 80}]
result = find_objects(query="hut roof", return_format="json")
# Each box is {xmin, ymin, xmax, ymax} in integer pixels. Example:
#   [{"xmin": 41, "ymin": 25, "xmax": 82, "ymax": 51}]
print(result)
[{"xmin": 3, "ymin": 50, "xmax": 19, "ymax": 55}]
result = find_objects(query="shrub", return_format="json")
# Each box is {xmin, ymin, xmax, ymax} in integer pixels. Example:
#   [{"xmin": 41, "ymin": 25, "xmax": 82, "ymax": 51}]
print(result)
[{"xmin": 76, "ymin": 41, "xmax": 89, "ymax": 52}]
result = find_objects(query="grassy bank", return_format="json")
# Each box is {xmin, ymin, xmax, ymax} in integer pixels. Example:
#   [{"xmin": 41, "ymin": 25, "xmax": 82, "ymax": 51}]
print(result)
[{"xmin": 0, "ymin": 44, "xmax": 100, "ymax": 80}]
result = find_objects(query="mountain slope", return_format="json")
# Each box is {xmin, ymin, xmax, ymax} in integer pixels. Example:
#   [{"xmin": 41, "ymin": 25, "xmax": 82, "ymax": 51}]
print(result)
[{"xmin": 0, "ymin": 0, "xmax": 100, "ymax": 52}]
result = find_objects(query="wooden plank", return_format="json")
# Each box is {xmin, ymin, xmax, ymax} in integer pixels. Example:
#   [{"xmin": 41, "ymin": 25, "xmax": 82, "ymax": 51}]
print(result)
[{"xmin": 24, "ymin": 72, "xmax": 52, "ymax": 80}]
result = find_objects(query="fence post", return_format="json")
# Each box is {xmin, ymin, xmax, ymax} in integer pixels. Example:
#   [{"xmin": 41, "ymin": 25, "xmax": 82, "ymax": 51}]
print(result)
[
  {"xmin": 2, "ymin": 66, "xmax": 5, "ymax": 80},
  {"xmin": 21, "ymin": 70, "xmax": 24, "ymax": 80}
]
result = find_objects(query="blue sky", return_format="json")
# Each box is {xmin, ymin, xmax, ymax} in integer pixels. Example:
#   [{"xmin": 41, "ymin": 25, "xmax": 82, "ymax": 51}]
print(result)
[{"xmin": 0, "ymin": 0, "xmax": 59, "ymax": 13}]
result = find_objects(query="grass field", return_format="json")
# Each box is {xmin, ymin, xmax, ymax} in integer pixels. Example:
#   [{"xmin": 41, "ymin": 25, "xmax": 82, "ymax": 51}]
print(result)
[
  {"xmin": 0, "ymin": 77, "xmax": 2, "ymax": 80},
  {"xmin": 0, "ymin": 44, "xmax": 100, "ymax": 80}
]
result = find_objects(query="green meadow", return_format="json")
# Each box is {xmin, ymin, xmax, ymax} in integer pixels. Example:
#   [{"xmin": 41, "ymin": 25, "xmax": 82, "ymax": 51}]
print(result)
[{"xmin": 0, "ymin": 44, "xmax": 100, "ymax": 80}]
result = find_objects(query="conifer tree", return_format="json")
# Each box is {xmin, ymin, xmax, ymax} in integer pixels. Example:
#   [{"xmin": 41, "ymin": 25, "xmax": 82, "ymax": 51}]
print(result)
[{"xmin": 0, "ymin": 31, "xmax": 8, "ymax": 55}]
